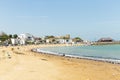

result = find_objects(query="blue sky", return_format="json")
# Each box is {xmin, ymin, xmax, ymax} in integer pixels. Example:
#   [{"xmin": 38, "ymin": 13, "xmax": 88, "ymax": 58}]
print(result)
[{"xmin": 0, "ymin": 0, "xmax": 120, "ymax": 41}]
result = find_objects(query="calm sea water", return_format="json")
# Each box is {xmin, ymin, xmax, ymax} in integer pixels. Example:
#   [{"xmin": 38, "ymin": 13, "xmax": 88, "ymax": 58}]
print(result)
[{"xmin": 38, "ymin": 45, "xmax": 120, "ymax": 60}]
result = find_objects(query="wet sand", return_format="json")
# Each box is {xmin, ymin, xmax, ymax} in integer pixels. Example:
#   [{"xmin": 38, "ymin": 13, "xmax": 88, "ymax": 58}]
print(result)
[{"xmin": 0, "ymin": 44, "xmax": 120, "ymax": 80}]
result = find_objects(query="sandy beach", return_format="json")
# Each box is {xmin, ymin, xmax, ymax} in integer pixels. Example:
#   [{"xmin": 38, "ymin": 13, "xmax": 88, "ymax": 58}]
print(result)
[{"xmin": 0, "ymin": 44, "xmax": 120, "ymax": 80}]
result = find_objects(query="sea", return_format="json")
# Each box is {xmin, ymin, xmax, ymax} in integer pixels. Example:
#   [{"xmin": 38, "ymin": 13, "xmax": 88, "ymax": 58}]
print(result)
[{"xmin": 36, "ymin": 44, "xmax": 120, "ymax": 64}]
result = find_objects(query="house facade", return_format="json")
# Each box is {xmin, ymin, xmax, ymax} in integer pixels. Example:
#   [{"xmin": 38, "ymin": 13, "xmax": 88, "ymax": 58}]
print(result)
[
  {"xmin": 11, "ymin": 38, "xmax": 19, "ymax": 45},
  {"xmin": 18, "ymin": 33, "xmax": 35, "ymax": 45}
]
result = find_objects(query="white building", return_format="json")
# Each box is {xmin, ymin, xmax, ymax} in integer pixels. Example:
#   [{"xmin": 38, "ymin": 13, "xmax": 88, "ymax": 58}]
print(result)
[
  {"xmin": 11, "ymin": 38, "xmax": 19, "ymax": 45},
  {"xmin": 18, "ymin": 33, "xmax": 35, "ymax": 45},
  {"xmin": 57, "ymin": 39, "xmax": 72, "ymax": 44},
  {"xmin": 46, "ymin": 39, "xmax": 50, "ymax": 44}
]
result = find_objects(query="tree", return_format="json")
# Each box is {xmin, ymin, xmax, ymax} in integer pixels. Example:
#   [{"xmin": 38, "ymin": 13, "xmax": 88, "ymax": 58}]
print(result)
[
  {"xmin": 13, "ymin": 34, "xmax": 18, "ymax": 38},
  {"xmin": 9, "ymin": 34, "xmax": 13, "ymax": 38},
  {"xmin": 0, "ymin": 34, "xmax": 9, "ymax": 41},
  {"xmin": 73, "ymin": 37, "xmax": 83, "ymax": 42},
  {"xmin": 45, "ymin": 35, "xmax": 55, "ymax": 39}
]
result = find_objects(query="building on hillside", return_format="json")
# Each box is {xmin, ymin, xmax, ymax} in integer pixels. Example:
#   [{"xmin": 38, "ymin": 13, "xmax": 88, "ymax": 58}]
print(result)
[
  {"xmin": 46, "ymin": 38, "xmax": 57, "ymax": 44},
  {"xmin": 34, "ymin": 37, "xmax": 44, "ymax": 44},
  {"xmin": 55, "ymin": 34, "xmax": 71, "ymax": 44},
  {"xmin": 18, "ymin": 33, "xmax": 35, "ymax": 45},
  {"xmin": 56, "ymin": 39, "xmax": 72, "ymax": 44}
]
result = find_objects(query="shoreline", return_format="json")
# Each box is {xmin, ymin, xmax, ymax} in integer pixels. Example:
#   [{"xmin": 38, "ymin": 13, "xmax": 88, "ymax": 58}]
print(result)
[
  {"xmin": 32, "ymin": 45, "xmax": 120, "ymax": 65},
  {"xmin": 0, "ymin": 44, "xmax": 120, "ymax": 80},
  {"xmin": 33, "ymin": 48, "xmax": 120, "ymax": 65}
]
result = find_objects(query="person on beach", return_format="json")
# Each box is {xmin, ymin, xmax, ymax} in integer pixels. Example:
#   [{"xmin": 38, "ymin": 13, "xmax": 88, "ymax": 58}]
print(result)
[
  {"xmin": 7, "ymin": 52, "xmax": 11, "ymax": 59},
  {"xmin": 63, "ymin": 53, "xmax": 65, "ymax": 56}
]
